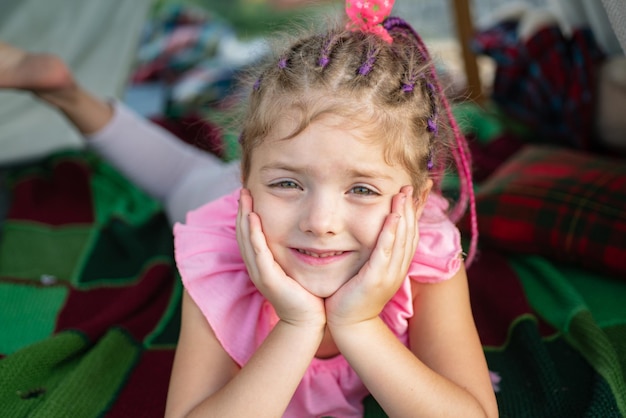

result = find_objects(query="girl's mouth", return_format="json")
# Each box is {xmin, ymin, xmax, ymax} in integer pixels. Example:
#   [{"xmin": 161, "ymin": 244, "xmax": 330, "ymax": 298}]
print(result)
[
  {"xmin": 291, "ymin": 248, "xmax": 353, "ymax": 266},
  {"xmin": 296, "ymin": 249, "xmax": 345, "ymax": 258}
]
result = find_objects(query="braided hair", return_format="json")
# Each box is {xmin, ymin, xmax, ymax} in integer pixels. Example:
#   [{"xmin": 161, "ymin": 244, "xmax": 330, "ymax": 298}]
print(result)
[{"xmin": 238, "ymin": 17, "xmax": 477, "ymax": 265}]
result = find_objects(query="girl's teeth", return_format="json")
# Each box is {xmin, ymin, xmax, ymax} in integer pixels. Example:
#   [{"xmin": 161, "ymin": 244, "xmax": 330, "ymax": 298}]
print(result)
[{"xmin": 298, "ymin": 249, "xmax": 343, "ymax": 258}]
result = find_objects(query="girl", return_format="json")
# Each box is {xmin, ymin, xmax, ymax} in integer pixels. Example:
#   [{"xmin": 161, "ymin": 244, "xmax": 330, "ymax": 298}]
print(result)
[
  {"xmin": 169, "ymin": 5, "xmax": 496, "ymax": 416},
  {"xmin": 0, "ymin": 1, "xmax": 497, "ymax": 416}
]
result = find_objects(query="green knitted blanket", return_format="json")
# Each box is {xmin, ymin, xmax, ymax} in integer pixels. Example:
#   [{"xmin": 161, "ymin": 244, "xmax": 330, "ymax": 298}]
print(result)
[{"xmin": 0, "ymin": 152, "xmax": 624, "ymax": 417}]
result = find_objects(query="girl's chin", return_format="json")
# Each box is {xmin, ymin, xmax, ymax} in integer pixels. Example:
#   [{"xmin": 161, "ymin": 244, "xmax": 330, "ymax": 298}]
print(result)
[
  {"xmin": 291, "ymin": 274, "xmax": 352, "ymax": 299},
  {"xmin": 306, "ymin": 286, "xmax": 341, "ymax": 299},
  {"xmin": 280, "ymin": 258, "xmax": 363, "ymax": 298}
]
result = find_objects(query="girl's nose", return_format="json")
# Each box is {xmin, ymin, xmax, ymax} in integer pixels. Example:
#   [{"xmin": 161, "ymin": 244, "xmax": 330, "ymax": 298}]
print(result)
[{"xmin": 299, "ymin": 194, "xmax": 341, "ymax": 236}]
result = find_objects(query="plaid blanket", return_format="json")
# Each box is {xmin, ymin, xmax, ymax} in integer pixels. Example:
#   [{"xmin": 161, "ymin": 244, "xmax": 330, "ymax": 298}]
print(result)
[
  {"xmin": 1, "ymin": 152, "xmax": 625, "ymax": 417},
  {"xmin": 464, "ymin": 145, "xmax": 626, "ymax": 278},
  {"xmin": 472, "ymin": 20, "xmax": 605, "ymax": 151}
]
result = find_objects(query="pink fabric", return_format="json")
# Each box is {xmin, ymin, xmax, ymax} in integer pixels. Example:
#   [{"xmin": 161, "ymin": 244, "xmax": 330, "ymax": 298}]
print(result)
[
  {"xmin": 345, "ymin": 0, "xmax": 395, "ymax": 43},
  {"xmin": 174, "ymin": 188, "xmax": 461, "ymax": 417}
]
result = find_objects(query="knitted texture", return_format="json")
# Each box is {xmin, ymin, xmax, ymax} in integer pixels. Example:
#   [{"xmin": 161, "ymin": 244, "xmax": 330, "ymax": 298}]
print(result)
[{"xmin": 1, "ymin": 151, "xmax": 625, "ymax": 417}]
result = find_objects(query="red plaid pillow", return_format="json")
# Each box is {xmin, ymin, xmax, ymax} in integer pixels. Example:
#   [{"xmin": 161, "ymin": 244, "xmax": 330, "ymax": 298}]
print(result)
[{"xmin": 464, "ymin": 145, "xmax": 626, "ymax": 277}]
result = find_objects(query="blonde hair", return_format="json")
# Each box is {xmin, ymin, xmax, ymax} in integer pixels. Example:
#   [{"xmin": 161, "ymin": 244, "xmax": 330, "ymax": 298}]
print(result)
[{"xmin": 238, "ymin": 18, "xmax": 455, "ymax": 193}]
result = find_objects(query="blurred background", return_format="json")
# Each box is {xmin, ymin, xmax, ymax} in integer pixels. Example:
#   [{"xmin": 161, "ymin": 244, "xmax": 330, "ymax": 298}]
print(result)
[{"xmin": 1, "ymin": 0, "xmax": 623, "ymax": 163}]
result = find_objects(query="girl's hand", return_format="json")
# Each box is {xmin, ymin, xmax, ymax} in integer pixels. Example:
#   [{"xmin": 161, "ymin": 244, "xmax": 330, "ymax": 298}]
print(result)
[
  {"xmin": 237, "ymin": 189, "xmax": 326, "ymax": 329},
  {"xmin": 325, "ymin": 186, "xmax": 422, "ymax": 328}
]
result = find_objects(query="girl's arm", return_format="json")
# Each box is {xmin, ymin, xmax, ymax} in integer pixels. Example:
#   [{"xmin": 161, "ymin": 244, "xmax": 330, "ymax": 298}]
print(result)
[
  {"xmin": 165, "ymin": 292, "xmax": 325, "ymax": 418},
  {"xmin": 409, "ymin": 267, "xmax": 499, "ymax": 417},
  {"xmin": 330, "ymin": 267, "xmax": 498, "ymax": 418},
  {"xmin": 165, "ymin": 291, "xmax": 239, "ymax": 417}
]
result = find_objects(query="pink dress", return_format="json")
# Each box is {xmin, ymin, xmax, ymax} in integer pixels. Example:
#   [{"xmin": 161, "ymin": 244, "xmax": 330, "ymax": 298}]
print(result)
[{"xmin": 174, "ymin": 188, "xmax": 462, "ymax": 418}]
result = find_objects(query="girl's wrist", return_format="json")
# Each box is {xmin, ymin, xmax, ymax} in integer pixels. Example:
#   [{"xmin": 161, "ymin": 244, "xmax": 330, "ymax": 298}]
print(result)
[
  {"xmin": 278, "ymin": 316, "xmax": 326, "ymax": 332},
  {"xmin": 275, "ymin": 319, "xmax": 326, "ymax": 347},
  {"xmin": 327, "ymin": 317, "xmax": 392, "ymax": 363},
  {"xmin": 326, "ymin": 315, "xmax": 382, "ymax": 338}
]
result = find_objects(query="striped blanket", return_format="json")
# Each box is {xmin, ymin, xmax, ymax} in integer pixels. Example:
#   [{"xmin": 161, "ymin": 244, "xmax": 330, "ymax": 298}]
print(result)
[{"xmin": 1, "ymin": 151, "xmax": 625, "ymax": 417}]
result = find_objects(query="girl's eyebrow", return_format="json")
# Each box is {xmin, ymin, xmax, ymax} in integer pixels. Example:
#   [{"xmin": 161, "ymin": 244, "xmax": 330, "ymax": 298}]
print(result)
[
  {"xmin": 345, "ymin": 168, "xmax": 394, "ymax": 181},
  {"xmin": 260, "ymin": 162, "xmax": 394, "ymax": 181},
  {"xmin": 259, "ymin": 162, "xmax": 301, "ymax": 173}
]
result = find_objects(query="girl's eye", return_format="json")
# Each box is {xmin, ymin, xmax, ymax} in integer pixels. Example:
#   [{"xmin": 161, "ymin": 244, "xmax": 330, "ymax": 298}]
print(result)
[
  {"xmin": 350, "ymin": 186, "xmax": 377, "ymax": 196},
  {"xmin": 271, "ymin": 180, "xmax": 300, "ymax": 189}
]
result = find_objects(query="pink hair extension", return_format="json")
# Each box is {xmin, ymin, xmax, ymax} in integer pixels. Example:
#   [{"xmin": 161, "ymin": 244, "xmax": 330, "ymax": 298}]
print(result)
[{"xmin": 384, "ymin": 17, "xmax": 478, "ymax": 266}]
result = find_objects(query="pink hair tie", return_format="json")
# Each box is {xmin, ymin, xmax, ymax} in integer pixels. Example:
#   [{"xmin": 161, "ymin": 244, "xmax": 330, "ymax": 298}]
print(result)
[{"xmin": 346, "ymin": 0, "xmax": 395, "ymax": 44}]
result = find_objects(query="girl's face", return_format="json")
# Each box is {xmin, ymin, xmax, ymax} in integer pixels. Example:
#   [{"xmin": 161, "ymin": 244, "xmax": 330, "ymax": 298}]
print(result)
[{"xmin": 245, "ymin": 115, "xmax": 416, "ymax": 298}]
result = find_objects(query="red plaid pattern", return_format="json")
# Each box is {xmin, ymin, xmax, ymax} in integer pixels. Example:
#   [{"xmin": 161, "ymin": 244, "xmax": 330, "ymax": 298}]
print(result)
[
  {"xmin": 472, "ymin": 22, "xmax": 605, "ymax": 151},
  {"xmin": 463, "ymin": 145, "xmax": 626, "ymax": 278}
]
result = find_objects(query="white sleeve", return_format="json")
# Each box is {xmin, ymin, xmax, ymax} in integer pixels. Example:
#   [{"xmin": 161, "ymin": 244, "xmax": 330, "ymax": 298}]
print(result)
[{"xmin": 86, "ymin": 102, "xmax": 241, "ymax": 224}]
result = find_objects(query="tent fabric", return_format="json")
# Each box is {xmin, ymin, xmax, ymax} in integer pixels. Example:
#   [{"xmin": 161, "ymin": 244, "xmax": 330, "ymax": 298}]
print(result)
[
  {"xmin": 0, "ymin": 0, "xmax": 153, "ymax": 164},
  {"xmin": 600, "ymin": 0, "xmax": 626, "ymax": 54}
]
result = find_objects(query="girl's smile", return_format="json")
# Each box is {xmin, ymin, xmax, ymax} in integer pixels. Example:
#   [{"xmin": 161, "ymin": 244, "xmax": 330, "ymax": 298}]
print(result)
[
  {"xmin": 245, "ymin": 114, "xmax": 413, "ymax": 298},
  {"xmin": 291, "ymin": 247, "xmax": 353, "ymax": 267}
]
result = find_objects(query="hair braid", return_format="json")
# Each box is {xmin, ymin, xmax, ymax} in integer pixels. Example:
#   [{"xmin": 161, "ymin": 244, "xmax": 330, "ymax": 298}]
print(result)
[
  {"xmin": 384, "ymin": 17, "xmax": 478, "ymax": 266},
  {"xmin": 318, "ymin": 34, "xmax": 341, "ymax": 69},
  {"xmin": 358, "ymin": 45, "xmax": 380, "ymax": 76}
]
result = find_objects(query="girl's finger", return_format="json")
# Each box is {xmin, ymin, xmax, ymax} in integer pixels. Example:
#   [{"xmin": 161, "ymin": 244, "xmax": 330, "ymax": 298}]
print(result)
[
  {"xmin": 244, "ymin": 202, "xmax": 287, "ymax": 293},
  {"xmin": 247, "ymin": 211, "xmax": 278, "ymax": 278},
  {"xmin": 387, "ymin": 191, "xmax": 409, "ymax": 278},
  {"xmin": 237, "ymin": 189, "xmax": 261, "ymax": 280},
  {"xmin": 401, "ymin": 186, "xmax": 418, "ymax": 270},
  {"xmin": 413, "ymin": 192, "xmax": 425, "ymax": 254},
  {"xmin": 366, "ymin": 192, "xmax": 403, "ymax": 276}
]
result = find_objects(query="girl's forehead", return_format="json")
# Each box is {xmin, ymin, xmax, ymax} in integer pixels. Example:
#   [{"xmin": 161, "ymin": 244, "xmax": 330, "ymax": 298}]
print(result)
[
  {"xmin": 264, "ymin": 114, "xmax": 379, "ymax": 150},
  {"xmin": 267, "ymin": 110, "xmax": 380, "ymax": 141},
  {"xmin": 252, "ymin": 118, "xmax": 411, "ymax": 180}
]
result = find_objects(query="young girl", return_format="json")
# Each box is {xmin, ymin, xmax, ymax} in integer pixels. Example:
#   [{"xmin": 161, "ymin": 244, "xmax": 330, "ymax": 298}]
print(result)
[
  {"xmin": 168, "ymin": 4, "xmax": 497, "ymax": 416},
  {"xmin": 0, "ymin": 1, "xmax": 497, "ymax": 416}
]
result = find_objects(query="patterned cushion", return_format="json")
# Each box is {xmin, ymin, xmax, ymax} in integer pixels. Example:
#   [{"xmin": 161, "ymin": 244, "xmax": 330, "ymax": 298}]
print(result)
[{"xmin": 465, "ymin": 145, "xmax": 626, "ymax": 277}]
